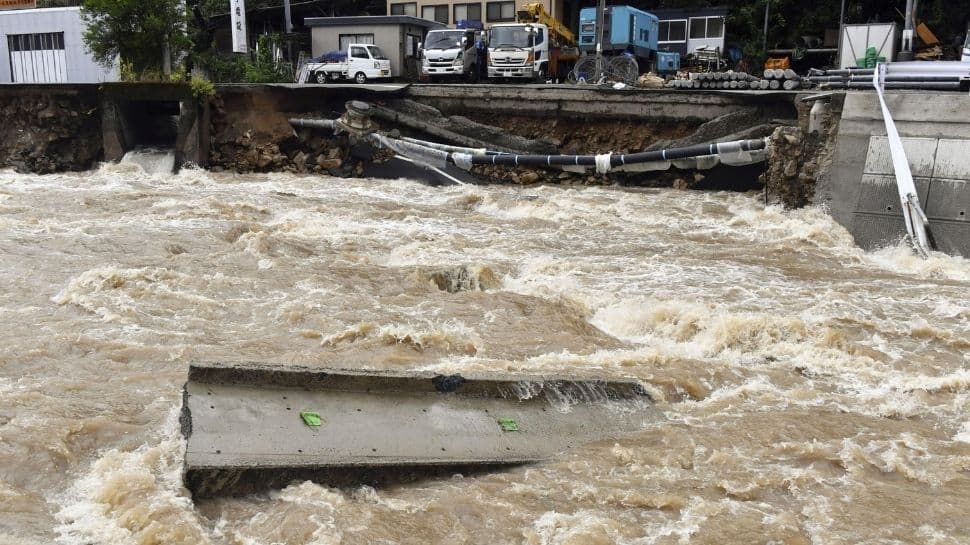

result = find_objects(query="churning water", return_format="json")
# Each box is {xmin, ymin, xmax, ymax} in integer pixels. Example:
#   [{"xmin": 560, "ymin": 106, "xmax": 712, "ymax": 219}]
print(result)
[{"xmin": 0, "ymin": 163, "xmax": 967, "ymax": 545}]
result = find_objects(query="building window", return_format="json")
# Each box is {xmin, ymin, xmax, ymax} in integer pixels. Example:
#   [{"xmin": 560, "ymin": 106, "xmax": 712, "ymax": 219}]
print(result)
[
  {"xmin": 422, "ymin": 4, "xmax": 449, "ymax": 24},
  {"xmin": 7, "ymin": 32, "xmax": 67, "ymax": 83},
  {"xmin": 658, "ymin": 20, "xmax": 687, "ymax": 43},
  {"xmin": 390, "ymin": 2, "xmax": 417, "ymax": 16},
  {"xmin": 689, "ymin": 16, "xmax": 724, "ymax": 40},
  {"xmin": 453, "ymin": 3, "xmax": 482, "ymax": 23},
  {"xmin": 486, "ymin": 1, "xmax": 514, "ymax": 22},
  {"xmin": 339, "ymin": 33, "xmax": 375, "ymax": 51}
]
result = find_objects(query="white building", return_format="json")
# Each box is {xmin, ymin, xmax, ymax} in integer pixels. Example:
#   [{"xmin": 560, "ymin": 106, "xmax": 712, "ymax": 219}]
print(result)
[{"xmin": 0, "ymin": 6, "xmax": 117, "ymax": 83}]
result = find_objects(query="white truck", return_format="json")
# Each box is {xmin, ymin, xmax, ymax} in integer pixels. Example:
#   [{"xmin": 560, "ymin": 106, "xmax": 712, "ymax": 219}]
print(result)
[
  {"xmin": 487, "ymin": 23, "xmax": 549, "ymax": 81},
  {"xmin": 420, "ymin": 26, "xmax": 484, "ymax": 82},
  {"xmin": 305, "ymin": 44, "xmax": 391, "ymax": 84}
]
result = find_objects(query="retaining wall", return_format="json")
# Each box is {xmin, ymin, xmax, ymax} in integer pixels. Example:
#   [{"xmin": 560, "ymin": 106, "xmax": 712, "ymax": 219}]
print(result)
[{"xmin": 819, "ymin": 91, "xmax": 970, "ymax": 257}]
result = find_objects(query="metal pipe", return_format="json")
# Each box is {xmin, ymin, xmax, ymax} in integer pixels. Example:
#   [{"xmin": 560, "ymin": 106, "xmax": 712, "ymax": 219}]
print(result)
[
  {"xmin": 800, "ymin": 92, "xmax": 836, "ymax": 103},
  {"xmin": 289, "ymin": 118, "xmax": 336, "ymax": 130},
  {"xmin": 821, "ymin": 81, "xmax": 961, "ymax": 90},
  {"xmin": 820, "ymin": 62, "xmax": 970, "ymax": 76},
  {"xmin": 809, "ymin": 75, "xmax": 964, "ymax": 82}
]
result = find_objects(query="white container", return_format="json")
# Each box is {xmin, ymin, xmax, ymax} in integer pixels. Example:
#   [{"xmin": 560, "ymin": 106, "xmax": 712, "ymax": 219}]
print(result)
[
  {"xmin": 838, "ymin": 23, "xmax": 897, "ymax": 70},
  {"xmin": 808, "ymin": 100, "xmax": 830, "ymax": 136}
]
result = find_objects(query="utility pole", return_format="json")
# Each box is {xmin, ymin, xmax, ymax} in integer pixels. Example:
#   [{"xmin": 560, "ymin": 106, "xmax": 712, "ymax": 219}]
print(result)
[
  {"xmin": 594, "ymin": 0, "xmax": 606, "ymax": 80},
  {"xmin": 283, "ymin": 0, "xmax": 293, "ymax": 62},
  {"xmin": 762, "ymin": 0, "xmax": 770, "ymax": 55},
  {"xmin": 899, "ymin": 0, "xmax": 916, "ymax": 61}
]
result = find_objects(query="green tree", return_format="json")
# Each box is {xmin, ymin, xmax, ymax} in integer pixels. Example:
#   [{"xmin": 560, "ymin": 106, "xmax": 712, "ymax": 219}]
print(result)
[{"xmin": 81, "ymin": 0, "xmax": 192, "ymax": 75}]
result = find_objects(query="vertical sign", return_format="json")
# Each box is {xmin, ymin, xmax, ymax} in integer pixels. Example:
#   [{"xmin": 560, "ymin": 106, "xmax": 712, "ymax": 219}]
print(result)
[{"xmin": 230, "ymin": 0, "xmax": 248, "ymax": 53}]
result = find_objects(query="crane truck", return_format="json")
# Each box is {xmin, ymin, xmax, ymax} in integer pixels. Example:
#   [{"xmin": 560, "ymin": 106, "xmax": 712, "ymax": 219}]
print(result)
[{"xmin": 486, "ymin": 2, "xmax": 579, "ymax": 82}]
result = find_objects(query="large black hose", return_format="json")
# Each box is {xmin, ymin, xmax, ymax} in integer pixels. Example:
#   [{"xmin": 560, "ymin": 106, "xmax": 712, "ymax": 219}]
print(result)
[
  {"xmin": 458, "ymin": 139, "xmax": 766, "ymax": 168},
  {"xmin": 288, "ymin": 116, "xmax": 767, "ymax": 173}
]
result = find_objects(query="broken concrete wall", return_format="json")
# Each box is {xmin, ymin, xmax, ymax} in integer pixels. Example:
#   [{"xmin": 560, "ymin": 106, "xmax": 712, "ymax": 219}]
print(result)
[{"xmin": 762, "ymin": 94, "xmax": 843, "ymax": 208}]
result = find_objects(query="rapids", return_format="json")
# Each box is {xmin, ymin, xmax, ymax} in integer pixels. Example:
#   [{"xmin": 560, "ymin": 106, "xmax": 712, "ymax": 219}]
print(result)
[{"xmin": 0, "ymin": 163, "xmax": 967, "ymax": 544}]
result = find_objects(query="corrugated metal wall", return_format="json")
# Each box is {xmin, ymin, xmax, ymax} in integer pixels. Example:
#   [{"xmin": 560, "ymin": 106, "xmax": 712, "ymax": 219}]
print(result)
[{"xmin": 0, "ymin": 6, "xmax": 118, "ymax": 83}]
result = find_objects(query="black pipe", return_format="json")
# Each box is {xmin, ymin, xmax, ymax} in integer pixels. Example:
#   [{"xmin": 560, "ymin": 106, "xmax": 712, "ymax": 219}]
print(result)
[{"xmin": 461, "ymin": 139, "xmax": 766, "ymax": 168}]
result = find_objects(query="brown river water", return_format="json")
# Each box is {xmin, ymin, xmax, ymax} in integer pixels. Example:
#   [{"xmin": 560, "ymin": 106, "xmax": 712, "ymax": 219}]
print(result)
[{"xmin": 1, "ymin": 159, "xmax": 968, "ymax": 545}]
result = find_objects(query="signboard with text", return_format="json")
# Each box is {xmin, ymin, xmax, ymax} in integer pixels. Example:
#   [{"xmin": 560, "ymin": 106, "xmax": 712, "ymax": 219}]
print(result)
[
  {"xmin": 230, "ymin": 0, "xmax": 248, "ymax": 53},
  {"xmin": 0, "ymin": 0, "xmax": 37, "ymax": 10}
]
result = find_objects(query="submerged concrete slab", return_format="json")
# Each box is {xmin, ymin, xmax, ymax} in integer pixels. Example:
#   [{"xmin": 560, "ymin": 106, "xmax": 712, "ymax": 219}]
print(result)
[{"xmin": 181, "ymin": 363, "xmax": 658, "ymax": 497}]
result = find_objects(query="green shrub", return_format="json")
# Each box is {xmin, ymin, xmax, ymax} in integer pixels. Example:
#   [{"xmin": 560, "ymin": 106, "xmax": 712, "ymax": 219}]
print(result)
[{"xmin": 190, "ymin": 76, "xmax": 216, "ymax": 100}]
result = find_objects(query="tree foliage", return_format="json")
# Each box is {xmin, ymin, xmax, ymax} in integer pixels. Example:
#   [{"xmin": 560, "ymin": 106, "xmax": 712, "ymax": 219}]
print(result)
[{"xmin": 81, "ymin": 0, "xmax": 191, "ymax": 74}]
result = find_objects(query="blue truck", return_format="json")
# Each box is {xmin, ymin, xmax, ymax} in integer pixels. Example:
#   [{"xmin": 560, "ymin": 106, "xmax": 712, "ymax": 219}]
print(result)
[{"xmin": 577, "ymin": 5, "xmax": 659, "ymax": 60}]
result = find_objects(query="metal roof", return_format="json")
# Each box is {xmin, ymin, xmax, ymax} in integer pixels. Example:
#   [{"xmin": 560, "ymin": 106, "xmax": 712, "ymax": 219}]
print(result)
[{"xmin": 305, "ymin": 15, "xmax": 446, "ymax": 29}]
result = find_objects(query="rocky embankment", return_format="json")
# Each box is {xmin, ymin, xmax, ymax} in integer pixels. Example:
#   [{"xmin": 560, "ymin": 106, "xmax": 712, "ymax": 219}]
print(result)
[
  {"xmin": 207, "ymin": 92, "xmax": 361, "ymax": 176},
  {"xmin": 0, "ymin": 84, "xmax": 825, "ymax": 201},
  {"xmin": 0, "ymin": 90, "xmax": 102, "ymax": 173},
  {"xmin": 761, "ymin": 97, "xmax": 841, "ymax": 208},
  {"xmin": 208, "ymin": 92, "xmax": 795, "ymax": 191}
]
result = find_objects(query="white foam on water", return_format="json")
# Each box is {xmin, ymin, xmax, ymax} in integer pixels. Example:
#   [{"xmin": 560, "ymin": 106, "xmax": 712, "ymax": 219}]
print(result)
[
  {"xmin": 52, "ymin": 408, "xmax": 213, "ymax": 545},
  {"xmin": 119, "ymin": 148, "xmax": 176, "ymax": 176},
  {"xmin": 1, "ymin": 166, "xmax": 968, "ymax": 544}
]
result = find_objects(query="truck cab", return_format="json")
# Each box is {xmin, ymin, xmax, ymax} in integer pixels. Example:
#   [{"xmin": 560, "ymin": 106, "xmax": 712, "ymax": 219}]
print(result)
[
  {"xmin": 421, "ymin": 21, "xmax": 484, "ymax": 82},
  {"xmin": 306, "ymin": 44, "xmax": 391, "ymax": 84},
  {"xmin": 487, "ymin": 23, "xmax": 549, "ymax": 81}
]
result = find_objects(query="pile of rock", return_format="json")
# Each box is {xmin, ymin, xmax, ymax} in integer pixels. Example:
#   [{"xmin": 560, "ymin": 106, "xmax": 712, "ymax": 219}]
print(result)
[{"xmin": 208, "ymin": 94, "xmax": 354, "ymax": 175}]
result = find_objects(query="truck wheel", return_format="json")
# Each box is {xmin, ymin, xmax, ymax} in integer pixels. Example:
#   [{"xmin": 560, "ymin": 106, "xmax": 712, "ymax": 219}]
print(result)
[
  {"xmin": 314, "ymin": 71, "xmax": 327, "ymax": 84},
  {"xmin": 534, "ymin": 66, "xmax": 547, "ymax": 84},
  {"xmin": 466, "ymin": 67, "xmax": 480, "ymax": 84},
  {"xmin": 354, "ymin": 72, "xmax": 367, "ymax": 84}
]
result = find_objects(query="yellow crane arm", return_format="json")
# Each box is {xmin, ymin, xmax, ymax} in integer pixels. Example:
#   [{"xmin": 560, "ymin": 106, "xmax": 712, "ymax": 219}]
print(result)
[{"xmin": 517, "ymin": 2, "xmax": 575, "ymax": 46}]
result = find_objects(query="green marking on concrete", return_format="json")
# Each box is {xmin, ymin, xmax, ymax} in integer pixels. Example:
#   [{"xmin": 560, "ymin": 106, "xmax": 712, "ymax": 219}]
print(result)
[
  {"xmin": 497, "ymin": 418, "xmax": 519, "ymax": 432},
  {"xmin": 301, "ymin": 411, "xmax": 322, "ymax": 427}
]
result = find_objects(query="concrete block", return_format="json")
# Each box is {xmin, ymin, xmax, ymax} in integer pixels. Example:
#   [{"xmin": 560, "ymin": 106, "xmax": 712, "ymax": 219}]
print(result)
[
  {"xmin": 863, "ymin": 136, "xmax": 938, "ymax": 177},
  {"xmin": 851, "ymin": 212, "xmax": 909, "ymax": 250},
  {"xmin": 853, "ymin": 174, "xmax": 931, "ymax": 214},
  {"xmin": 181, "ymin": 364, "xmax": 658, "ymax": 497},
  {"xmin": 932, "ymin": 140, "xmax": 970, "ymax": 180},
  {"xmin": 927, "ymin": 220, "xmax": 970, "ymax": 257},
  {"xmin": 924, "ymin": 179, "xmax": 970, "ymax": 223},
  {"xmin": 841, "ymin": 91, "xmax": 970, "ymax": 125}
]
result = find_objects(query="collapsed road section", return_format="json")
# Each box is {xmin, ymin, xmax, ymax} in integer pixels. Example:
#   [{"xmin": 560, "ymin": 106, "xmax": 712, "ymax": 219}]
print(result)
[{"xmin": 181, "ymin": 363, "xmax": 659, "ymax": 498}]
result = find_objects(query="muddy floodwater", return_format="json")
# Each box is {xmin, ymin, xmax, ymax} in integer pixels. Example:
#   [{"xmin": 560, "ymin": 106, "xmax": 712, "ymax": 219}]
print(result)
[{"xmin": 1, "ymin": 163, "xmax": 968, "ymax": 545}]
